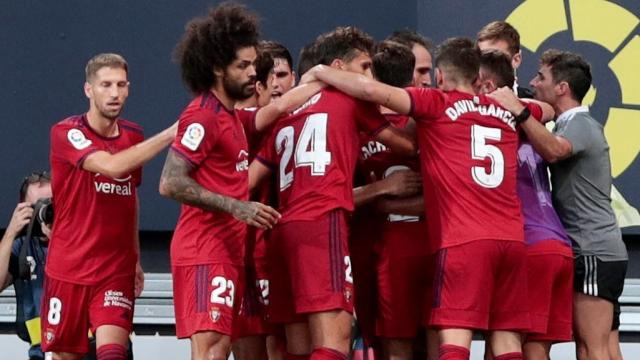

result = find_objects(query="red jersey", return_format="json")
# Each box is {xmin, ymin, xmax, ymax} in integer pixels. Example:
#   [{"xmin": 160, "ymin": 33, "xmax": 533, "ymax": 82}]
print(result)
[
  {"xmin": 359, "ymin": 114, "xmax": 421, "ymax": 221},
  {"xmin": 257, "ymin": 88, "xmax": 389, "ymax": 223},
  {"xmin": 47, "ymin": 115, "xmax": 143, "ymax": 285},
  {"xmin": 406, "ymin": 88, "xmax": 524, "ymax": 249},
  {"xmin": 170, "ymin": 92, "xmax": 256, "ymax": 266}
]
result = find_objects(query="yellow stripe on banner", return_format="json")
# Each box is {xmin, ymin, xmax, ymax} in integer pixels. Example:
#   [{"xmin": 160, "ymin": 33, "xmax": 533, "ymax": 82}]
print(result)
[
  {"xmin": 26, "ymin": 317, "xmax": 41, "ymax": 345},
  {"xmin": 569, "ymin": 0, "xmax": 639, "ymax": 53},
  {"xmin": 506, "ymin": 0, "xmax": 567, "ymax": 52}
]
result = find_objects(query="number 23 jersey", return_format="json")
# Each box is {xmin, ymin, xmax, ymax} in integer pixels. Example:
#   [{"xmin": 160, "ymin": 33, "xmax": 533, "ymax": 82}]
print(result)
[
  {"xmin": 406, "ymin": 87, "xmax": 526, "ymax": 249},
  {"xmin": 257, "ymin": 88, "xmax": 389, "ymax": 223}
]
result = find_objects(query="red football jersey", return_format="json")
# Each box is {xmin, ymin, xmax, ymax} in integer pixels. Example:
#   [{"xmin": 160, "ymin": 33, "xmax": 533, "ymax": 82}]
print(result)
[
  {"xmin": 170, "ymin": 92, "xmax": 255, "ymax": 266},
  {"xmin": 357, "ymin": 113, "xmax": 431, "ymax": 249},
  {"xmin": 47, "ymin": 115, "xmax": 143, "ymax": 285},
  {"xmin": 257, "ymin": 88, "xmax": 389, "ymax": 223},
  {"xmin": 406, "ymin": 87, "xmax": 524, "ymax": 249}
]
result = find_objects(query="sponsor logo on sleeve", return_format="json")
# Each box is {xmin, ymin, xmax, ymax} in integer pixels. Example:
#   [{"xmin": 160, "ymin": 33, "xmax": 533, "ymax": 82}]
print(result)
[
  {"xmin": 181, "ymin": 123, "xmax": 205, "ymax": 151},
  {"xmin": 67, "ymin": 128, "xmax": 92, "ymax": 150}
]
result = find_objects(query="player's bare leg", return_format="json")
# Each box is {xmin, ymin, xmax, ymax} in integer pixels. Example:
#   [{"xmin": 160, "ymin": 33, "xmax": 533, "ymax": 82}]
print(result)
[
  {"xmin": 438, "ymin": 329, "xmax": 472, "ymax": 359},
  {"xmin": 308, "ymin": 310, "xmax": 352, "ymax": 356},
  {"xmin": 190, "ymin": 331, "xmax": 231, "ymax": 360},
  {"xmin": 233, "ymin": 335, "xmax": 268, "ymax": 360},
  {"xmin": 426, "ymin": 328, "xmax": 439, "ymax": 360},
  {"xmin": 574, "ymin": 292, "xmax": 613, "ymax": 360},
  {"xmin": 381, "ymin": 338, "xmax": 412, "ymax": 360},
  {"xmin": 267, "ymin": 334, "xmax": 284, "ymax": 360},
  {"xmin": 285, "ymin": 322, "xmax": 312, "ymax": 356},
  {"xmin": 522, "ymin": 340, "xmax": 551, "ymax": 360},
  {"xmin": 608, "ymin": 330, "xmax": 623, "ymax": 360},
  {"xmin": 488, "ymin": 330, "xmax": 522, "ymax": 357},
  {"xmin": 95, "ymin": 324, "xmax": 130, "ymax": 359}
]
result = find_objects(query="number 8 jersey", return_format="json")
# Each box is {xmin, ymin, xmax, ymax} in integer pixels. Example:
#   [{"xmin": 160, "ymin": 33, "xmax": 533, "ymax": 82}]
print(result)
[
  {"xmin": 406, "ymin": 87, "xmax": 538, "ymax": 250},
  {"xmin": 257, "ymin": 88, "xmax": 389, "ymax": 223}
]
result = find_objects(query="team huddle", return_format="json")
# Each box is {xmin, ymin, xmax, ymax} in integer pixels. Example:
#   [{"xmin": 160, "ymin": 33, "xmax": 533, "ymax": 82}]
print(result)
[{"xmin": 34, "ymin": 2, "xmax": 627, "ymax": 360}]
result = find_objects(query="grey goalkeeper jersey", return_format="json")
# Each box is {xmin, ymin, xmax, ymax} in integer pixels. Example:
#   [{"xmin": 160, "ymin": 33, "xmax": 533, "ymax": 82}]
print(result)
[{"xmin": 550, "ymin": 106, "xmax": 628, "ymax": 261}]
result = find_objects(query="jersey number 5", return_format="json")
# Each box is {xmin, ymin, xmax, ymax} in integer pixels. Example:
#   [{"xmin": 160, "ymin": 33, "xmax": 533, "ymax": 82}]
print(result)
[
  {"xmin": 276, "ymin": 113, "xmax": 332, "ymax": 190},
  {"xmin": 471, "ymin": 124, "xmax": 504, "ymax": 188}
]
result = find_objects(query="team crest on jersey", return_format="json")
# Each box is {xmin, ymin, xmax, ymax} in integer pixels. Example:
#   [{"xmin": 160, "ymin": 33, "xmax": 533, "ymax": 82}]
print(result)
[
  {"xmin": 67, "ymin": 128, "xmax": 92, "ymax": 150},
  {"xmin": 344, "ymin": 288, "xmax": 352, "ymax": 303},
  {"xmin": 181, "ymin": 123, "xmax": 205, "ymax": 151},
  {"xmin": 210, "ymin": 307, "xmax": 221, "ymax": 323},
  {"xmin": 45, "ymin": 328, "xmax": 55, "ymax": 343}
]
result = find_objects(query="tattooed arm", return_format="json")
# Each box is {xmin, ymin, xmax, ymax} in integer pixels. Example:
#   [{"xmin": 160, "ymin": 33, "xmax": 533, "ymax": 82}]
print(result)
[{"xmin": 158, "ymin": 149, "xmax": 280, "ymax": 229}]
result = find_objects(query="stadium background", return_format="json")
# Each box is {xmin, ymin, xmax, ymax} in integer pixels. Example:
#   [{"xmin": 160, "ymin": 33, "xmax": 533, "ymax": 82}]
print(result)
[{"xmin": 1, "ymin": 0, "xmax": 640, "ymax": 358}]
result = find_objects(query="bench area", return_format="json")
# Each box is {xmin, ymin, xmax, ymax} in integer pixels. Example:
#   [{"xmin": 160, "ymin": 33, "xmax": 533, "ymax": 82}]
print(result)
[{"xmin": 3, "ymin": 274, "xmax": 640, "ymax": 335}]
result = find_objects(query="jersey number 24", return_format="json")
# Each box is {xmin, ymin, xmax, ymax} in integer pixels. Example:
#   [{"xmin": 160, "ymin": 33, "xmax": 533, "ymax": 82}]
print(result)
[{"xmin": 276, "ymin": 113, "xmax": 332, "ymax": 190}]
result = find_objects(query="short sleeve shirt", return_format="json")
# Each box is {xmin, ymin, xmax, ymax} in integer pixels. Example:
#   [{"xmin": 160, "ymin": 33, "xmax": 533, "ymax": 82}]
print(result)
[
  {"xmin": 170, "ymin": 92, "xmax": 253, "ymax": 266},
  {"xmin": 257, "ymin": 88, "xmax": 389, "ymax": 223},
  {"xmin": 551, "ymin": 106, "xmax": 627, "ymax": 261},
  {"xmin": 406, "ymin": 87, "xmax": 524, "ymax": 249},
  {"xmin": 47, "ymin": 115, "xmax": 143, "ymax": 285}
]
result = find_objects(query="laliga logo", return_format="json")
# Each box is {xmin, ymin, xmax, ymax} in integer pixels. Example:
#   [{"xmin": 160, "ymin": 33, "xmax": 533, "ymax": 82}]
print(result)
[{"xmin": 507, "ymin": 0, "xmax": 640, "ymax": 178}]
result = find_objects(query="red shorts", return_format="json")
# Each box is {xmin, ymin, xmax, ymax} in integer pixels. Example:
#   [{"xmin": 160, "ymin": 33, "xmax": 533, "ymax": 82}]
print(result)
[
  {"xmin": 525, "ymin": 241, "xmax": 573, "ymax": 342},
  {"xmin": 376, "ymin": 221, "xmax": 430, "ymax": 338},
  {"xmin": 41, "ymin": 274, "xmax": 134, "ymax": 354},
  {"xmin": 172, "ymin": 263, "xmax": 243, "ymax": 338},
  {"xmin": 232, "ymin": 267, "xmax": 275, "ymax": 339},
  {"xmin": 430, "ymin": 240, "xmax": 530, "ymax": 331},
  {"xmin": 268, "ymin": 209, "xmax": 354, "ymax": 323}
]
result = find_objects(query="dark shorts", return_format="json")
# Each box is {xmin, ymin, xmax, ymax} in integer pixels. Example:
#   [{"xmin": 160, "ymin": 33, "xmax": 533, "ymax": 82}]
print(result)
[{"xmin": 574, "ymin": 255, "xmax": 627, "ymax": 330}]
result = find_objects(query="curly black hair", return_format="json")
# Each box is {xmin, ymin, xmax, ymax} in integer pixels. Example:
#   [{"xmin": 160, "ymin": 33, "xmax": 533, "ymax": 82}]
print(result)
[{"xmin": 174, "ymin": 2, "xmax": 260, "ymax": 94}]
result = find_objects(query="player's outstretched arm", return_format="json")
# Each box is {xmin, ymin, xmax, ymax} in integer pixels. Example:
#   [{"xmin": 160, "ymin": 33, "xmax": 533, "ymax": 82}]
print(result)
[
  {"xmin": 354, "ymin": 170, "xmax": 422, "ymax": 207},
  {"xmin": 374, "ymin": 126, "xmax": 417, "ymax": 156},
  {"xmin": 255, "ymin": 81, "xmax": 326, "ymax": 131},
  {"xmin": 303, "ymin": 65, "xmax": 412, "ymax": 115},
  {"xmin": 488, "ymin": 87, "xmax": 571, "ymax": 163},
  {"xmin": 159, "ymin": 149, "xmax": 280, "ymax": 229},
  {"xmin": 376, "ymin": 195, "xmax": 424, "ymax": 217},
  {"xmin": 521, "ymin": 98, "xmax": 555, "ymax": 123},
  {"xmin": 83, "ymin": 122, "xmax": 178, "ymax": 179}
]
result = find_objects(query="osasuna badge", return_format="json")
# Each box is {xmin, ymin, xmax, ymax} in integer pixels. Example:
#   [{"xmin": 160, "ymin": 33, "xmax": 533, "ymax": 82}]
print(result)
[
  {"xmin": 181, "ymin": 123, "xmax": 205, "ymax": 151},
  {"xmin": 210, "ymin": 307, "xmax": 221, "ymax": 323},
  {"xmin": 67, "ymin": 129, "xmax": 92, "ymax": 150}
]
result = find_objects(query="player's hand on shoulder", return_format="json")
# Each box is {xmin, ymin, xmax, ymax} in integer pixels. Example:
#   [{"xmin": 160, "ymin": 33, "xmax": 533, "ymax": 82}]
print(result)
[
  {"xmin": 488, "ymin": 86, "xmax": 525, "ymax": 114},
  {"xmin": 381, "ymin": 169, "xmax": 422, "ymax": 197},
  {"xmin": 232, "ymin": 201, "xmax": 281, "ymax": 229},
  {"xmin": 6, "ymin": 202, "xmax": 33, "ymax": 237}
]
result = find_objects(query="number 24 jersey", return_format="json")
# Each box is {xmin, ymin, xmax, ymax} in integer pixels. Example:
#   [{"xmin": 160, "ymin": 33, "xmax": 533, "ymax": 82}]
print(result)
[{"xmin": 257, "ymin": 88, "xmax": 389, "ymax": 223}]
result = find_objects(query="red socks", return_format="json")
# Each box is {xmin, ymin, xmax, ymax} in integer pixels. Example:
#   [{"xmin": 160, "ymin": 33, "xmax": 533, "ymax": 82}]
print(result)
[
  {"xmin": 96, "ymin": 343, "xmax": 128, "ymax": 360},
  {"xmin": 494, "ymin": 352, "xmax": 523, "ymax": 360},
  {"xmin": 310, "ymin": 347, "xmax": 348, "ymax": 360},
  {"xmin": 439, "ymin": 344, "xmax": 470, "ymax": 360},
  {"xmin": 285, "ymin": 352, "xmax": 310, "ymax": 360}
]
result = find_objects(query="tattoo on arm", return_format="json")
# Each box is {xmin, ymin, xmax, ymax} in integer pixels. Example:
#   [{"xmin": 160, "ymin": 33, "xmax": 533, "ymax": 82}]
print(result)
[{"xmin": 159, "ymin": 150, "xmax": 244, "ymax": 215}]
